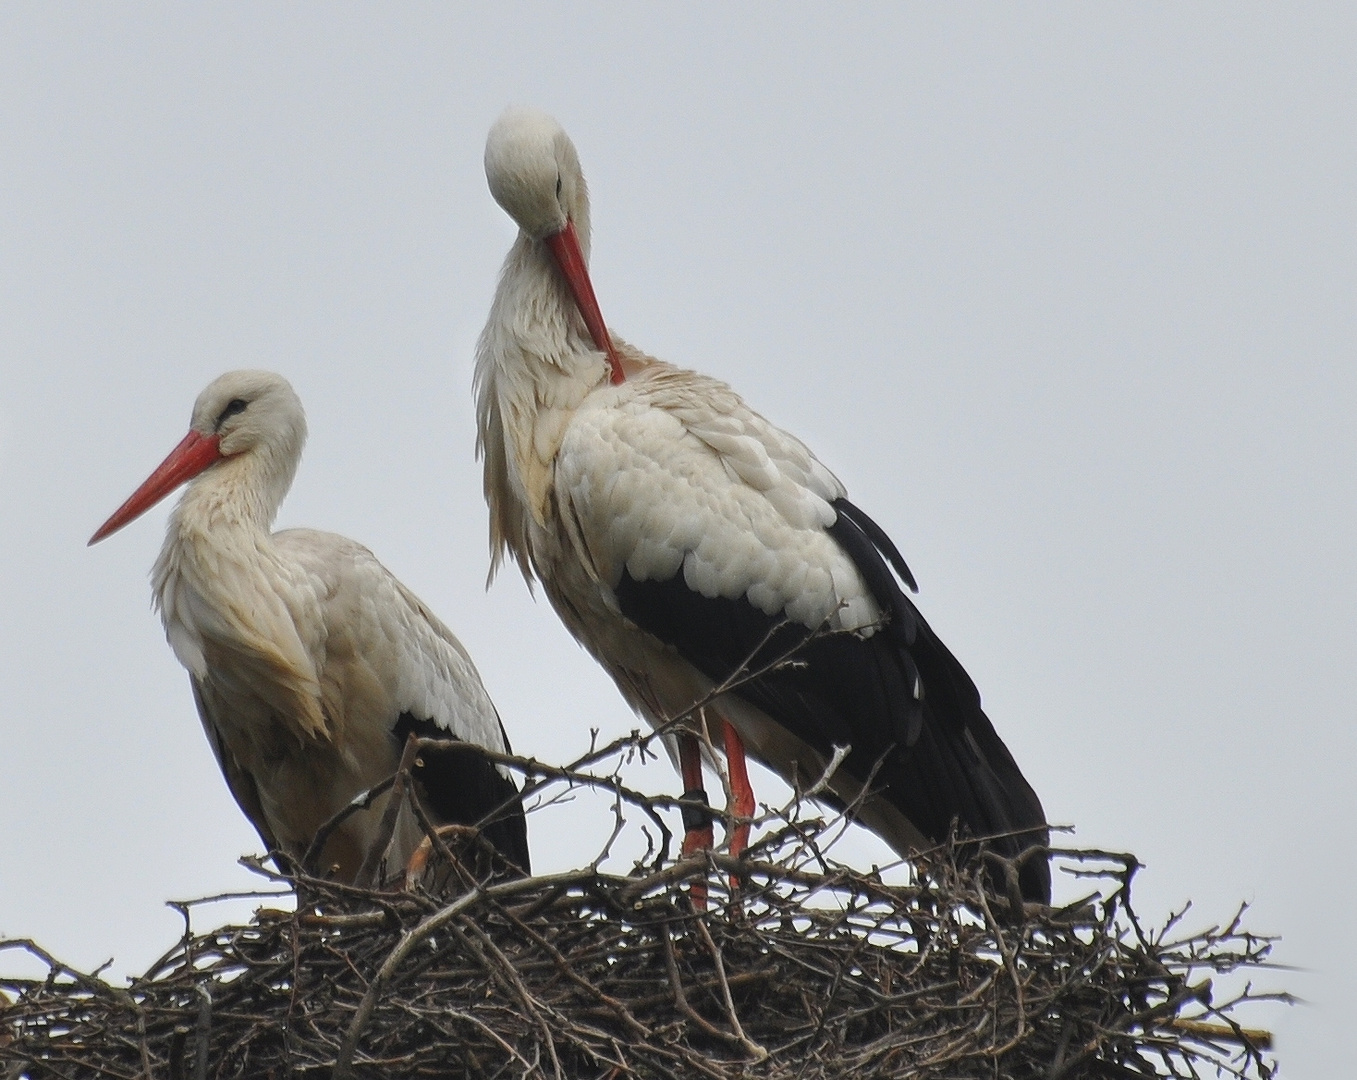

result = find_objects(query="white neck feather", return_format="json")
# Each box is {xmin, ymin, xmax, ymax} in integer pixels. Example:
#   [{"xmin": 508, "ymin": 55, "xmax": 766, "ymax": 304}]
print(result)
[
  {"xmin": 150, "ymin": 451, "xmax": 291, "ymax": 676},
  {"xmin": 475, "ymin": 232, "xmax": 612, "ymax": 583}
]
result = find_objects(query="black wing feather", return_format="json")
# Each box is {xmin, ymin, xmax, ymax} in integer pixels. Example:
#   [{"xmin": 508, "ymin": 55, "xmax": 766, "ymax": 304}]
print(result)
[
  {"xmin": 833, "ymin": 497, "xmax": 919, "ymax": 593},
  {"xmin": 391, "ymin": 712, "xmax": 531, "ymax": 874},
  {"xmin": 614, "ymin": 496, "xmax": 1049, "ymax": 902}
]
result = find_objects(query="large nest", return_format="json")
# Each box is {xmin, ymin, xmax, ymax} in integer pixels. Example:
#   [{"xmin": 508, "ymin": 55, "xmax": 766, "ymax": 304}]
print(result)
[{"xmin": 1, "ymin": 735, "xmax": 1283, "ymax": 1079}]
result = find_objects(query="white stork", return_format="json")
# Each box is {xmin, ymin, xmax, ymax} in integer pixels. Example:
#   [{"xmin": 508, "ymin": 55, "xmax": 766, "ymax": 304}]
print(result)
[
  {"xmin": 90, "ymin": 370, "xmax": 530, "ymax": 883},
  {"xmin": 475, "ymin": 108, "xmax": 1049, "ymax": 902}
]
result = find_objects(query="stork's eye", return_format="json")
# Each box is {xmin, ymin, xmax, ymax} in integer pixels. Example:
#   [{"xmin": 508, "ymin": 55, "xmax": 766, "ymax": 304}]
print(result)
[
  {"xmin": 215, "ymin": 398, "xmax": 248, "ymax": 428},
  {"xmin": 555, "ymin": 174, "xmax": 563, "ymax": 198}
]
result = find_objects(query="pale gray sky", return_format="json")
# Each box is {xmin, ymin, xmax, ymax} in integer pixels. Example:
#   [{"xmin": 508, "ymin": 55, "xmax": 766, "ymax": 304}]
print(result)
[{"xmin": 1, "ymin": 5, "xmax": 1351, "ymax": 1073}]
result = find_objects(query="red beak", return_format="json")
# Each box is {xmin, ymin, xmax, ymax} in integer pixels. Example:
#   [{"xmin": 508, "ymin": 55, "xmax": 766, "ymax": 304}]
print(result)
[
  {"xmin": 88, "ymin": 430, "xmax": 224, "ymax": 545},
  {"xmin": 545, "ymin": 219, "xmax": 625, "ymax": 386}
]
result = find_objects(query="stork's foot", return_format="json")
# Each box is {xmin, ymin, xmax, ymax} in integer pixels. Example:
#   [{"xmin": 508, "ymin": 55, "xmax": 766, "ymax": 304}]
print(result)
[
  {"xmin": 679, "ymin": 787, "xmax": 714, "ymax": 910},
  {"xmin": 403, "ymin": 824, "xmax": 519, "ymax": 893},
  {"xmin": 404, "ymin": 836, "xmax": 435, "ymax": 888}
]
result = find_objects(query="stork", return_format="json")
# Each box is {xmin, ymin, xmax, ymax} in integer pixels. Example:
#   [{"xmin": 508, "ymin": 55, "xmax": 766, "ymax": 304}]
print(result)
[
  {"xmin": 90, "ymin": 370, "xmax": 530, "ymax": 883},
  {"xmin": 475, "ymin": 108, "xmax": 1049, "ymax": 902}
]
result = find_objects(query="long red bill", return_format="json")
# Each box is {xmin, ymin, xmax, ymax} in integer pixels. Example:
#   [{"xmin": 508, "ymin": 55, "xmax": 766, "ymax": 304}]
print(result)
[
  {"xmin": 88, "ymin": 430, "xmax": 224, "ymax": 545},
  {"xmin": 545, "ymin": 219, "xmax": 625, "ymax": 385}
]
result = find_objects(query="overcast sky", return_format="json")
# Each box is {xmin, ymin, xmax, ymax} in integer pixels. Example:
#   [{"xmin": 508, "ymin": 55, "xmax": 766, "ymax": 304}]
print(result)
[{"xmin": 0, "ymin": 5, "xmax": 1351, "ymax": 1073}]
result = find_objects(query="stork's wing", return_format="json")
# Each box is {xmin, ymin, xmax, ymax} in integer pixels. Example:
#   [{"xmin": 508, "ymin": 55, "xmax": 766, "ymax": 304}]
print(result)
[
  {"xmin": 556, "ymin": 367, "xmax": 1048, "ymax": 900},
  {"xmin": 274, "ymin": 530, "xmax": 530, "ymax": 872},
  {"xmin": 559, "ymin": 365, "xmax": 872, "ymax": 631},
  {"xmin": 190, "ymin": 678, "xmax": 286, "ymax": 870}
]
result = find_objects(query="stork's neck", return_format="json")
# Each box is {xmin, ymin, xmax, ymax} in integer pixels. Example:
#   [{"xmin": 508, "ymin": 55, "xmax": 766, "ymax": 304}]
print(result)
[
  {"xmin": 481, "ymin": 232, "xmax": 610, "ymax": 387},
  {"xmin": 152, "ymin": 450, "xmax": 293, "ymax": 606},
  {"xmin": 475, "ymin": 232, "xmax": 614, "ymax": 581},
  {"xmin": 174, "ymin": 449, "xmax": 291, "ymax": 540},
  {"xmin": 149, "ymin": 440, "xmax": 329, "ymax": 741},
  {"xmin": 149, "ymin": 449, "xmax": 297, "ymax": 673}
]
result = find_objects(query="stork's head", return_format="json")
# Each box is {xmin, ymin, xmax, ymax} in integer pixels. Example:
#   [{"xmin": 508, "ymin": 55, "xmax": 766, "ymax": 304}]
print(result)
[
  {"xmin": 484, "ymin": 108, "xmax": 624, "ymax": 385},
  {"xmin": 190, "ymin": 369, "xmax": 307, "ymax": 464},
  {"xmin": 485, "ymin": 107, "xmax": 589, "ymax": 248},
  {"xmin": 89, "ymin": 370, "xmax": 308, "ymax": 544}
]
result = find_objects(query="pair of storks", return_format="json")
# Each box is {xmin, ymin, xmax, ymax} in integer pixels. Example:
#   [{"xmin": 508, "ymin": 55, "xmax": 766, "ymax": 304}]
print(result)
[{"xmin": 91, "ymin": 109, "xmax": 1050, "ymax": 903}]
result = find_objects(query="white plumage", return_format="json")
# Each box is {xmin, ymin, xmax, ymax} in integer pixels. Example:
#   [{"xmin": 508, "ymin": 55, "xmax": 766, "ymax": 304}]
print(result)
[
  {"xmin": 555, "ymin": 370, "xmax": 872, "ymax": 632},
  {"xmin": 92, "ymin": 370, "xmax": 529, "ymax": 882},
  {"xmin": 476, "ymin": 108, "xmax": 1050, "ymax": 901}
]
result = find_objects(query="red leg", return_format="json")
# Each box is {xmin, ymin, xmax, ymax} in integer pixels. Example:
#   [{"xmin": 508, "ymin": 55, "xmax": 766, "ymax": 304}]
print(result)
[
  {"xmin": 718, "ymin": 719, "xmax": 756, "ymax": 897},
  {"xmin": 678, "ymin": 731, "xmax": 713, "ymax": 909},
  {"xmin": 720, "ymin": 718, "xmax": 755, "ymax": 860}
]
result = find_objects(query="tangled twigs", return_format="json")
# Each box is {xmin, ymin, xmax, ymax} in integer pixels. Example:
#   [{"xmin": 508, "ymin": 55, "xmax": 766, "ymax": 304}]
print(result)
[
  {"xmin": 0, "ymin": 819, "xmax": 1284, "ymax": 1080},
  {"xmin": 0, "ymin": 723, "xmax": 1285, "ymax": 1080}
]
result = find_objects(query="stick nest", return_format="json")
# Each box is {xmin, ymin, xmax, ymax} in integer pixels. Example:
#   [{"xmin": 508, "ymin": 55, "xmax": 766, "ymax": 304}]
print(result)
[{"xmin": 1, "ymin": 739, "xmax": 1283, "ymax": 1079}]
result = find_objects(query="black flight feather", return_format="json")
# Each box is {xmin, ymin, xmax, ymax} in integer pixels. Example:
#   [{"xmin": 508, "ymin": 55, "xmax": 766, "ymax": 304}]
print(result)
[
  {"xmin": 614, "ymin": 496, "xmax": 1049, "ymax": 902},
  {"xmin": 391, "ymin": 712, "xmax": 531, "ymax": 874}
]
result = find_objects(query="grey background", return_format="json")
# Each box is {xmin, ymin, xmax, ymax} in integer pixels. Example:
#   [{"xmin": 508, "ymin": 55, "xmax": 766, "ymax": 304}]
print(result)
[{"xmin": 0, "ymin": 6, "xmax": 1350, "ymax": 1073}]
